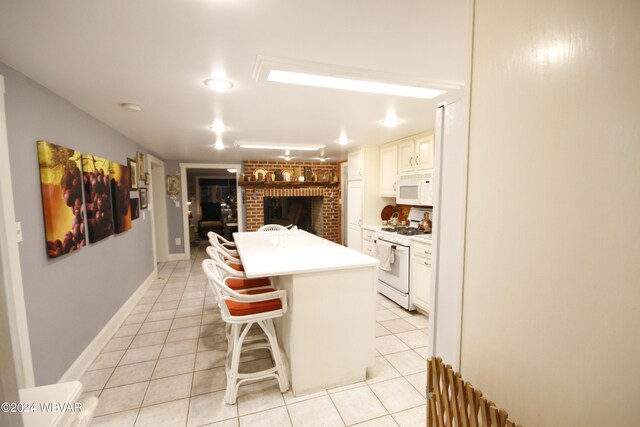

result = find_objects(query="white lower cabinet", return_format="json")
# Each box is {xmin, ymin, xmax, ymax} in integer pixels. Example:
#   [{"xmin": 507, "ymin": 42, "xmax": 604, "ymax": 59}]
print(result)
[
  {"xmin": 411, "ymin": 239, "xmax": 432, "ymax": 312},
  {"xmin": 362, "ymin": 227, "xmax": 376, "ymax": 256},
  {"xmin": 348, "ymin": 224, "xmax": 362, "ymax": 252}
]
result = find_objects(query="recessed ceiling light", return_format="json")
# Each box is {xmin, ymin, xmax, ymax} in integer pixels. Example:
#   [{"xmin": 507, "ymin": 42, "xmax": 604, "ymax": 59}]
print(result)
[
  {"xmin": 121, "ymin": 103, "xmax": 142, "ymax": 112},
  {"xmin": 381, "ymin": 111, "xmax": 400, "ymax": 128},
  {"xmin": 210, "ymin": 120, "xmax": 227, "ymax": 134},
  {"xmin": 204, "ymin": 78, "xmax": 234, "ymax": 92},
  {"xmin": 337, "ymin": 133, "xmax": 350, "ymax": 146},
  {"xmin": 214, "ymin": 137, "xmax": 224, "ymax": 150},
  {"xmin": 236, "ymin": 142, "xmax": 323, "ymax": 151},
  {"xmin": 227, "ymin": 168, "xmax": 237, "ymax": 173}
]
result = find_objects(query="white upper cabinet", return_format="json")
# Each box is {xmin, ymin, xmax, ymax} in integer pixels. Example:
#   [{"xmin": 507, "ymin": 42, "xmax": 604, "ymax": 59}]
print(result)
[
  {"xmin": 397, "ymin": 132, "xmax": 435, "ymax": 174},
  {"xmin": 347, "ymin": 150, "xmax": 364, "ymax": 181},
  {"xmin": 379, "ymin": 143, "xmax": 398, "ymax": 197},
  {"xmin": 415, "ymin": 135, "xmax": 435, "ymax": 171},
  {"xmin": 398, "ymin": 140, "xmax": 415, "ymax": 174}
]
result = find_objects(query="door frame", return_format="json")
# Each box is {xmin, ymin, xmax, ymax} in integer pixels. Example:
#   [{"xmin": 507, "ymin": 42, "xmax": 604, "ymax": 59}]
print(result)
[
  {"xmin": 429, "ymin": 98, "xmax": 469, "ymax": 372},
  {"xmin": 179, "ymin": 163, "xmax": 243, "ymax": 260},
  {"xmin": 0, "ymin": 74, "xmax": 35, "ymax": 388},
  {"xmin": 340, "ymin": 161, "xmax": 348, "ymax": 246},
  {"xmin": 148, "ymin": 154, "xmax": 169, "ymax": 264}
]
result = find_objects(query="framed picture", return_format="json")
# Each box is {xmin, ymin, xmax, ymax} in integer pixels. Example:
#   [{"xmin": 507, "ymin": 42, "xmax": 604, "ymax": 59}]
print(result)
[
  {"xmin": 166, "ymin": 174, "xmax": 180, "ymax": 196},
  {"xmin": 136, "ymin": 151, "xmax": 145, "ymax": 181},
  {"xmin": 36, "ymin": 140, "xmax": 87, "ymax": 258},
  {"xmin": 130, "ymin": 198, "xmax": 140, "ymax": 220},
  {"xmin": 140, "ymin": 187, "xmax": 148, "ymax": 209},
  {"xmin": 127, "ymin": 158, "xmax": 138, "ymax": 190},
  {"xmin": 145, "ymin": 172, "xmax": 150, "ymax": 186}
]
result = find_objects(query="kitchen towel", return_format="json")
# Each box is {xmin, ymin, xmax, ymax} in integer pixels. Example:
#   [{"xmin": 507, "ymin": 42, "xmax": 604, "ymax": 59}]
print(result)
[{"xmin": 376, "ymin": 240, "xmax": 395, "ymax": 271}]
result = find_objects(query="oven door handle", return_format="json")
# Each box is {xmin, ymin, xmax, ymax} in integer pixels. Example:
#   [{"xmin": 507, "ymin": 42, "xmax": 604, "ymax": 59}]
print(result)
[{"xmin": 373, "ymin": 240, "xmax": 408, "ymax": 253}]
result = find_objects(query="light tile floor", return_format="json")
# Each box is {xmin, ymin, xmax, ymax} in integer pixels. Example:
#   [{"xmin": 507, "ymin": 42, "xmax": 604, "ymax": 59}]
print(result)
[{"xmin": 85, "ymin": 243, "xmax": 428, "ymax": 426}]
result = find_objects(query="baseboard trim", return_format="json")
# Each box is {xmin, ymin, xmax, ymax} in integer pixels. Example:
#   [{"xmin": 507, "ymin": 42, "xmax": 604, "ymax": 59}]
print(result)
[
  {"xmin": 58, "ymin": 268, "xmax": 158, "ymax": 383},
  {"xmin": 165, "ymin": 253, "xmax": 189, "ymax": 261}
]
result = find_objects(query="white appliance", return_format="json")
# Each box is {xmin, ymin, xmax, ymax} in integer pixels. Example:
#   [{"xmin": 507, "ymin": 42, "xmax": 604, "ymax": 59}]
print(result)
[
  {"xmin": 396, "ymin": 172, "xmax": 433, "ymax": 206},
  {"xmin": 375, "ymin": 207, "xmax": 431, "ymax": 310}
]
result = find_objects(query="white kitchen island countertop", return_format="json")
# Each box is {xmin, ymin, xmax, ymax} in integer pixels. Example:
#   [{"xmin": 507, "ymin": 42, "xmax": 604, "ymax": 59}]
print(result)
[
  {"xmin": 233, "ymin": 229, "xmax": 378, "ymax": 278},
  {"xmin": 232, "ymin": 229, "xmax": 379, "ymax": 395}
]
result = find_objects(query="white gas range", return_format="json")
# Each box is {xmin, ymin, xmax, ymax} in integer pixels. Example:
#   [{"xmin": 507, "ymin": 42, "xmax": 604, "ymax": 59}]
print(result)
[{"xmin": 367, "ymin": 207, "xmax": 431, "ymax": 310}]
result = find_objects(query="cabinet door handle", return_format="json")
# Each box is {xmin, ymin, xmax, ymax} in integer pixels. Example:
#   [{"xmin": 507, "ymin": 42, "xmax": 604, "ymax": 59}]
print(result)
[
  {"xmin": 409, "ymin": 156, "xmax": 413, "ymax": 166},
  {"xmin": 424, "ymin": 250, "xmax": 431, "ymax": 254},
  {"xmin": 359, "ymin": 168, "xmax": 362, "ymax": 176},
  {"xmin": 424, "ymin": 261, "xmax": 431, "ymax": 266},
  {"xmin": 393, "ymin": 182, "xmax": 396, "ymax": 191},
  {"xmin": 416, "ymin": 155, "xmax": 420, "ymax": 165}
]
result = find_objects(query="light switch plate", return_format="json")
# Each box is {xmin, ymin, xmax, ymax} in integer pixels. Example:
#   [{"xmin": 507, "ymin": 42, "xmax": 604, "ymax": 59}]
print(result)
[{"xmin": 175, "ymin": 237, "xmax": 182, "ymax": 246}]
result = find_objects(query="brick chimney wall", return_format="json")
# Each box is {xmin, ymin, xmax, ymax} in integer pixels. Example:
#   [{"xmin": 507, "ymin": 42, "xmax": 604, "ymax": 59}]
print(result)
[{"xmin": 243, "ymin": 160, "xmax": 341, "ymax": 244}]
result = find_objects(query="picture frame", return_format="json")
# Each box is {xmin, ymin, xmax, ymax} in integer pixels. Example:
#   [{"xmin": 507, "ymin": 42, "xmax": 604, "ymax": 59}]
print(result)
[
  {"xmin": 166, "ymin": 174, "xmax": 180, "ymax": 196},
  {"xmin": 127, "ymin": 158, "xmax": 139, "ymax": 190},
  {"xmin": 136, "ymin": 151, "xmax": 145, "ymax": 181},
  {"xmin": 145, "ymin": 172, "xmax": 150, "ymax": 186},
  {"xmin": 140, "ymin": 188, "xmax": 148, "ymax": 209},
  {"xmin": 130, "ymin": 198, "xmax": 140, "ymax": 220}
]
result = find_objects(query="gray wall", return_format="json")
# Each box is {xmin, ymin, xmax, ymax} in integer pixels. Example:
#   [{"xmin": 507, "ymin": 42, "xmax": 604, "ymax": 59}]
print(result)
[
  {"xmin": 1, "ymin": 62, "xmax": 155, "ymax": 385},
  {"xmin": 163, "ymin": 160, "xmax": 184, "ymax": 254}
]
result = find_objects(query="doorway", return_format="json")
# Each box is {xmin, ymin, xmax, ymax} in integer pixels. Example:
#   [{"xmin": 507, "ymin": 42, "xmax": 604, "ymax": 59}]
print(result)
[
  {"xmin": 180, "ymin": 163, "xmax": 243, "ymax": 260},
  {"xmin": 188, "ymin": 173, "xmax": 238, "ymax": 244}
]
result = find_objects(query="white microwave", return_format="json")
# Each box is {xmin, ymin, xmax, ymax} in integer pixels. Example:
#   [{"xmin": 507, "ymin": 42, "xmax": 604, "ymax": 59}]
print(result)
[{"xmin": 396, "ymin": 172, "xmax": 433, "ymax": 206}]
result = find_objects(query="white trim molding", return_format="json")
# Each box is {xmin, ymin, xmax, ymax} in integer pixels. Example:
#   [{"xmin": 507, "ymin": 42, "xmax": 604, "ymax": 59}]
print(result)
[
  {"xmin": 58, "ymin": 270, "xmax": 157, "ymax": 383},
  {"xmin": 147, "ymin": 155, "xmax": 168, "ymax": 264},
  {"xmin": 0, "ymin": 74, "xmax": 36, "ymax": 388},
  {"xmin": 166, "ymin": 253, "xmax": 189, "ymax": 262}
]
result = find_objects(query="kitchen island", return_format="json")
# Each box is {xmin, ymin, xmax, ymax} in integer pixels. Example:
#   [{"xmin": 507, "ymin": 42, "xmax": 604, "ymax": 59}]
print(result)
[{"xmin": 233, "ymin": 229, "xmax": 379, "ymax": 396}]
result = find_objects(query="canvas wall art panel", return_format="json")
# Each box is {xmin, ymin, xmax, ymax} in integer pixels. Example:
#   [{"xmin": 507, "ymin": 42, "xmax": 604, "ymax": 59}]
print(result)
[
  {"xmin": 82, "ymin": 154, "xmax": 114, "ymax": 242},
  {"xmin": 109, "ymin": 162, "xmax": 132, "ymax": 233},
  {"xmin": 36, "ymin": 140, "xmax": 86, "ymax": 258}
]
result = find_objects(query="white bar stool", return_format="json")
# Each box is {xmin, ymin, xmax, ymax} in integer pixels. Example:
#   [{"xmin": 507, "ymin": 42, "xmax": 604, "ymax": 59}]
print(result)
[{"xmin": 202, "ymin": 259, "xmax": 290, "ymax": 404}]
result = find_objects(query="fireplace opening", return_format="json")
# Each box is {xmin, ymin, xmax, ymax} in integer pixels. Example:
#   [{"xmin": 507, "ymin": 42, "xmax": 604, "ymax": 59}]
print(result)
[{"xmin": 263, "ymin": 196, "xmax": 324, "ymax": 236}]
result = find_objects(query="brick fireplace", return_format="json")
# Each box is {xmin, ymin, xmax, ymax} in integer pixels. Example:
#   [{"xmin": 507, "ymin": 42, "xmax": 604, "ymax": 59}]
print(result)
[{"xmin": 243, "ymin": 160, "xmax": 341, "ymax": 244}]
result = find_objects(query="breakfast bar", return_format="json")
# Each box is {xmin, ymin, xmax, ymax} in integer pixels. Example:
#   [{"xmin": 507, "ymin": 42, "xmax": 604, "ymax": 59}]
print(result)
[{"xmin": 233, "ymin": 229, "xmax": 379, "ymax": 396}]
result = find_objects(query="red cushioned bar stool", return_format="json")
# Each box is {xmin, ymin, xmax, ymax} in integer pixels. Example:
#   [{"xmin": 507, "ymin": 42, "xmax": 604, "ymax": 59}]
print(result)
[
  {"xmin": 206, "ymin": 243, "xmax": 245, "ymax": 274},
  {"xmin": 202, "ymin": 259, "xmax": 289, "ymax": 404}
]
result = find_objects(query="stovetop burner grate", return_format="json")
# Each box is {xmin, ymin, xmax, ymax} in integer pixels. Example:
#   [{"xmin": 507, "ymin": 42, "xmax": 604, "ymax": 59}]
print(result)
[{"xmin": 380, "ymin": 226, "xmax": 432, "ymax": 236}]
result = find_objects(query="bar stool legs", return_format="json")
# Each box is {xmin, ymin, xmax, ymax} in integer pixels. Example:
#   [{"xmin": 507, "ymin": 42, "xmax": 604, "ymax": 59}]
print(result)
[{"xmin": 225, "ymin": 319, "xmax": 289, "ymax": 404}]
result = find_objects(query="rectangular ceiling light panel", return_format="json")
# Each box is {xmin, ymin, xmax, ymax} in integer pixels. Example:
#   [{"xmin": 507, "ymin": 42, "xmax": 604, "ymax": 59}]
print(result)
[
  {"xmin": 237, "ymin": 142, "xmax": 323, "ymax": 151},
  {"xmin": 253, "ymin": 56, "xmax": 460, "ymax": 100},
  {"xmin": 267, "ymin": 70, "xmax": 446, "ymax": 99}
]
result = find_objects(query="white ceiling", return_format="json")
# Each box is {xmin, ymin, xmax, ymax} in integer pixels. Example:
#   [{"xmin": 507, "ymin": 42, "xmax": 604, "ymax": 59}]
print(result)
[{"xmin": 0, "ymin": 0, "xmax": 471, "ymax": 162}]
